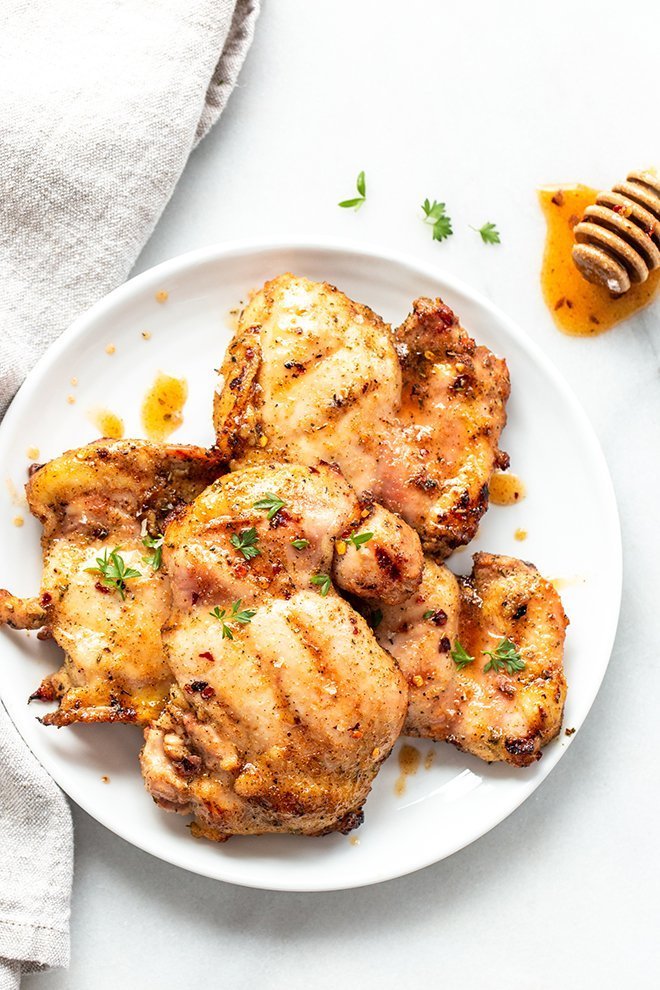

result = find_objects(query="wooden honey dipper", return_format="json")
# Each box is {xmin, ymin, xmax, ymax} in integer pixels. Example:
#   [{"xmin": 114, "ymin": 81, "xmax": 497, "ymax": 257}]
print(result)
[{"xmin": 572, "ymin": 170, "xmax": 660, "ymax": 295}]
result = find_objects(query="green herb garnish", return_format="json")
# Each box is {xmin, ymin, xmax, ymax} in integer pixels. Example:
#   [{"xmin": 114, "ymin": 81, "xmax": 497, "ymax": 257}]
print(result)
[
  {"xmin": 421, "ymin": 199, "xmax": 453, "ymax": 242},
  {"xmin": 311, "ymin": 573, "xmax": 332, "ymax": 597},
  {"xmin": 482, "ymin": 638, "xmax": 525, "ymax": 674},
  {"xmin": 339, "ymin": 170, "xmax": 366, "ymax": 210},
  {"xmin": 347, "ymin": 531, "xmax": 373, "ymax": 551},
  {"xmin": 451, "ymin": 640, "xmax": 475, "ymax": 671},
  {"xmin": 209, "ymin": 599, "xmax": 257, "ymax": 640},
  {"xmin": 471, "ymin": 221, "xmax": 501, "ymax": 244},
  {"xmin": 290, "ymin": 538, "xmax": 310, "ymax": 551},
  {"xmin": 142, "ymin": 532, "xmax": 164, "ymax": 571},
  {"xmin": 253, "ymin": 492, "xmax": 285, "ymax": 520},
  {"xmin": 85, "ymin": 547, "xmax": 141, "ymax": 600},
  {"xmin": 230, "ymin": 527, "xmax": 260, "ymax": 561}
]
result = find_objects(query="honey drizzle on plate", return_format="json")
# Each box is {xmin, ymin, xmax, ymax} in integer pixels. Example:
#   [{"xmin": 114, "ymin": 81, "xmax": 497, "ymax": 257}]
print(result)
[
  {"xmin": 539, "ymin": 185, "xmax": 660, "ymax": 335},
  {"xmin": 394, "ymin": 744, "xmax": 421, "ymax": 796},
  {"xmin": 141, "ymin": 372, "xmax": 188, "ymax": 441},
  {"xmin": 89, "ymin": 408, "xmax": 124, "ymax": 440},
  {"xmin": 489, "ymin": 472, "xmax": 526, "ymax": 506}
]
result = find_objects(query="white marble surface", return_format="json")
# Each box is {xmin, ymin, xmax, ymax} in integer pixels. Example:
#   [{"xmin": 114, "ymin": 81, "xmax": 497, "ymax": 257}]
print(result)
[{"xmin": 26, "ymin": 1, "xmax": 660, "ymax": 986}]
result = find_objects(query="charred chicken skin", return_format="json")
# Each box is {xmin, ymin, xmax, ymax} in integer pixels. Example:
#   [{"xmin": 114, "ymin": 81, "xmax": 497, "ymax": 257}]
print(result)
[
  {"xmin": 213, "ymin": 274, "xmax": 510, "ymax": 558},
  {"xmin": 141, "ymin": 462, "xmax": 418, "ymax": 839},
  {"xmin": 0, "ymin": 439, "xmax": 221, "ymax": 726},
  {"xmin": 373, "ymin": 553, "xmax": 568, "ymax": 767}
]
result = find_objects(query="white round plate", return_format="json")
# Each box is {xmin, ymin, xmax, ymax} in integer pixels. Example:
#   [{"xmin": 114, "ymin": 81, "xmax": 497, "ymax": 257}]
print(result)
[{"xmin": 0, "ymin": 242, "xmax": 621, "ymax": 891}]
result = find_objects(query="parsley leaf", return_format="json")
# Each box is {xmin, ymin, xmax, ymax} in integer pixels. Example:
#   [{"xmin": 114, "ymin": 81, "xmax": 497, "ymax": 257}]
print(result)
[
  {"xmin": 311, "ymin": 573, "xmax": 332, "ymax": 597},
  {"xmin": 209, "ymin": 599, "xmax": 257, "ymax": 640},
  {"xmin": 230, "ymin": 527, "xmax": 261, "ymax": 561},
  {"xmin": 482, "ymin": 638, "xmax": 526, "ymax": 674},
  {"xmin": 85, "ymin": 547, "xmax": 141, "ymax": 600},
  {"xmin": 421, "ymin": 199, "xmax": 453, "ymax": 242},
  {"xmin": 290, "ymin": 538, "xmax": 310, "ymax": 551},
  {"xmin": 347, "ymin": 531, "xmax": 373, "ymax": 551},
  {"xmin": 339, "ymin": 170, "xmax": 367, "ymax": 210},
  {"xmin": 471, "ymin": 221, "xmax": 501, "ymax": 245},
  {"xmin": 253, "ymin": 492, "xmax": 285, "ymax": 520},
  {"xmin": 450, "ymin": 640, "xmax": 474, "ymax": 671},
  {"xmin": 142, "ymin": 532, "xmax": 164, "ymax": 571}
]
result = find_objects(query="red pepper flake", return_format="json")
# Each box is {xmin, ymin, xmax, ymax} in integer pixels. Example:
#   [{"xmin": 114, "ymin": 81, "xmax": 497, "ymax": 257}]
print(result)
[
  {"xmin": 200, "ymin": 685, "xmax": 215, "ymax": 700},
  {"xmin": 40, "ymin": 592, "xmax": 52, "ymax": 607},
  {"xmin": 191, "ymin": 591, "xmax": 200, "ymax": 605},
  {"xmin": 95, "ymin": 581, "xmax": 110, "ymax": 595},
  {"xmin": 554, "ymin": 297, "xmax": 566, "ymax": 311},
  {"xmin": 198, "ymin": 651, "xmax": 214, "ymax": 662},
  {"xmin": 438, "ymin": 637, "xmax": 451, "ymax": 653},
  {"xmin": 551, "ymin": 191, "xmax": 565, "ymax": 207},
  {"xmin": 612, "ymin": 204, "xmax": 623, "ymax": 214},
  {"xmin": 647, "ymin": 225, "xmax": 656, "ymax": 237},
  {"xmin": 428, "ymin": 609, "xmax": 447, "ymax": 627}
]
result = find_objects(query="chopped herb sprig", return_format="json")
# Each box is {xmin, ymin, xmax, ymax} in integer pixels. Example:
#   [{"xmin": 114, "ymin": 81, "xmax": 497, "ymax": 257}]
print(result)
[
  {"xmin": 230, "ymin": 527, "xmax": 261, "ymax": 560},
  {"xmin": 339, "ymin": 170, "xmax": 367, "ymax": 211},
  {"xmin": 311, "ymin": 573, "xmax": 332, "ymax": 597},
  {"xmin": 142, "ymin": 532, "xmax": 164, "ymax": 571},
  {"xmin": 347, "ymin": 531, "xmax": 373, "ymax": 551},
  {"xmin": 482, "ymin": 638, "xmax": 525, "ymax": 674},
  {"xmin": 291, "ymin": 538, "xmax": 310, "ymax": 551},
  {"xmin": 210, "ymin": 599, "xmax": 257, "ymax": 640},
  {"xmin": 253, "ymin": 492, "xmax": 285, "ymax": 520},
  {"xmin": 85, "ymin": 547, "xmax": 141, "ymax": 600},
  {"xmin": 451, "ymin": 640, "xmax": 474, "ymax": 671},
  {"xmin": 421, "ymin": 199, "xmax": 453, "ymax": 242},
  {"xmin": 471, "ymin": 221, "xmax": 501, "ymax": 244}
]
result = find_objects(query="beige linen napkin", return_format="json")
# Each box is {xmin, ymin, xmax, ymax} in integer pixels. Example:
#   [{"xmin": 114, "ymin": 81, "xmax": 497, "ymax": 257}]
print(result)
[{"xmin": 0, "ymin": 0, "xmax": 259, "ymax": 985}]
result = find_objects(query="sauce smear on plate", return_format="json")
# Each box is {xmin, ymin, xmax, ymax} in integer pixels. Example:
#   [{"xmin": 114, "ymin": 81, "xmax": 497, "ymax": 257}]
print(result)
[{"xmin": 141, "ymin": 372, "xmax": 188, "ymax": 441}]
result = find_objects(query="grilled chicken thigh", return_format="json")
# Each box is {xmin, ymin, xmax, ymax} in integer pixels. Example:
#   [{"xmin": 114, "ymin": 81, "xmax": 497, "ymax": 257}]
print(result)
[
  {"xmin": 0, "ymin": 440, "xmax": 221, "ymax": 726},
  {"xmin": 141, "ymin": 462, "xmax": 417, "ymax": 839},
  {"xmin": 214, "ymin": 274, "xmax": 510, "ymax": 557},
  {"xmin": 374, "ymin": 553, "xmax": 568, "ymax": 766}
]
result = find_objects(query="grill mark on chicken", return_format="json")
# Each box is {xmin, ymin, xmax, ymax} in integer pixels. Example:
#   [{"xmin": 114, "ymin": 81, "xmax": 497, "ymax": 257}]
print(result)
[{"xmin": 141, "ymin": 462, "xmax": 414, "ymax": 839}]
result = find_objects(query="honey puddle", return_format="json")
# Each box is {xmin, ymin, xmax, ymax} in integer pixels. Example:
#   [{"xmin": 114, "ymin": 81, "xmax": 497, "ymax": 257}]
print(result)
[
  {"xmin": 89, "ymin": 407, "xmax": 124, "ymax": 440},
  {"xmin": 539, "ymin": 185, "xmax": 660, "ymax": 335},
  {"xmin": 489, "ymin": 472, "xmax": 526, "ymax": 506},
  {"xmin": 141, "ymin": 372, "xmax": 188, "ymax": 441},
  {"xmin": 395, "ymin": 744, "xmax": 421, "ymax": 796}
]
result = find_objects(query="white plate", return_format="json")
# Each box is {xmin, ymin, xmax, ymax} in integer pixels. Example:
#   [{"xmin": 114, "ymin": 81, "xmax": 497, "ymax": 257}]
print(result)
[{"xmin": 0, "ymin": 242, "xmax": 621, "ymax": 891}]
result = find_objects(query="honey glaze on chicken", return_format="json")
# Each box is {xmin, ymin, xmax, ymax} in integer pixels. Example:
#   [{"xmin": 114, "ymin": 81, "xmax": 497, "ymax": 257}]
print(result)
[
  {"xmin": 213, "ymin": 274, "xmax": 510, "ymax": 558},
  {"xmin": 140, "ymin": 462, "xmax": 421, "ymax": 839},
  {"xmin": 0, "ymin": 439, "xmax": 222, "ymax": 726}
]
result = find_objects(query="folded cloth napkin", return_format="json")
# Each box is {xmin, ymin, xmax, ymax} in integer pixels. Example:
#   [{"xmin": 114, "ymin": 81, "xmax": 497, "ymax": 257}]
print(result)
[{"xmin": 0, "ymin": 0, "xmax": 259, "ymax": 985}]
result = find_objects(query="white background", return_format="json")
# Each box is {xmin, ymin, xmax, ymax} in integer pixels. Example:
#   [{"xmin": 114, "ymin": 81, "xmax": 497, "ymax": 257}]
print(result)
[{"xmin": 26, "ymin": 1, "xmax": 660, "ymax": 987}]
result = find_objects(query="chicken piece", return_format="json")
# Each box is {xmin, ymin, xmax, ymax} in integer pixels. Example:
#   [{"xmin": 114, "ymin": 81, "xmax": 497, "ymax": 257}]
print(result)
[
  {"xmin": 374, "ymin": 553, "xmax": 568, "ymax": 766},
  {"xmin": 214, "ymin": 274, "xmax": 510, "ymax": 558},
  {"xmin": 141, "ymin": 462, "xmax": 416, "ymax": 839},
  {"xmin": 0, "ymin": 440, "xmax": 222, "ymax": 726}
]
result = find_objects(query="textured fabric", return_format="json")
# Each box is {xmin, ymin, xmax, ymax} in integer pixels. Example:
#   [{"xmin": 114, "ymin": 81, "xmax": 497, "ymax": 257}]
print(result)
[{"xmin": 0, "ymin": 0, "xmax": 259, "ymax": 984}]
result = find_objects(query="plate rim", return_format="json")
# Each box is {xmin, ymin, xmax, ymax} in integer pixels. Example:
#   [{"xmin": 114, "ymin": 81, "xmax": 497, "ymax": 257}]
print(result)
[{"xmin": 0, "ymin": 238, "xmax": 623, "ymax": 891}]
